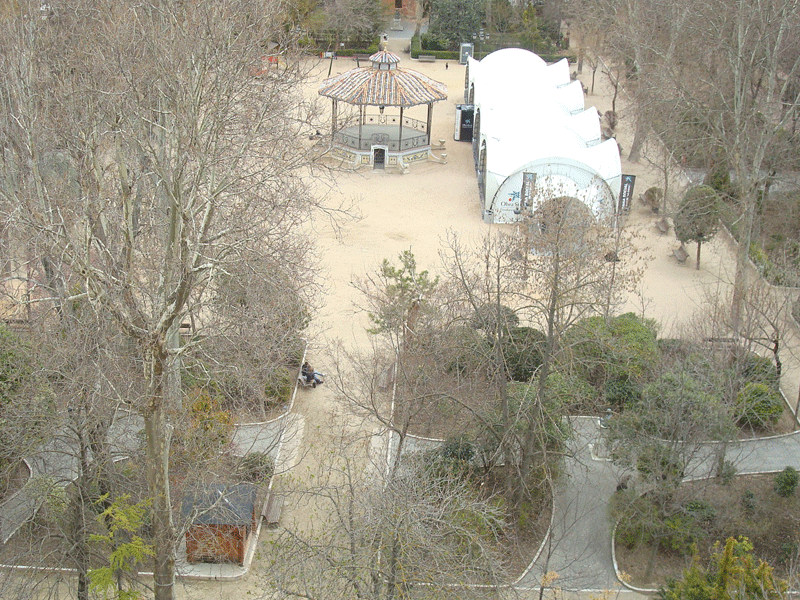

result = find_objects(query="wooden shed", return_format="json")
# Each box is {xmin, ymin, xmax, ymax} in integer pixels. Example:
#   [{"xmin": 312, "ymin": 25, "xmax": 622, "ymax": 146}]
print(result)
[{"xmin": 181, "ymin": 484, "xmax": 258, "ymax": 566}]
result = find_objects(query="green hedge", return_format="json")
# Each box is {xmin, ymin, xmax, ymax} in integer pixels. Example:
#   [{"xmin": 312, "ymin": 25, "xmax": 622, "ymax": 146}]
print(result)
[
  {"xmin": 409, "ymin": 34, "xmax": 574, "ymax": 63},
  {"xmin": 332, "ymin": 47, "xmax": 379, "ymax": 57},
  {"xmin": 410, "ymin": 35, "xmax": 458, "ymax": 60}
]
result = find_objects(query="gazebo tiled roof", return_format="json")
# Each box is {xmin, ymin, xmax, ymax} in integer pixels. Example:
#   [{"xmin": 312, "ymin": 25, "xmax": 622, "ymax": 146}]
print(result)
[{"xmin": 318, "ymin": 50, "xmax": 447, "ymax": 108}]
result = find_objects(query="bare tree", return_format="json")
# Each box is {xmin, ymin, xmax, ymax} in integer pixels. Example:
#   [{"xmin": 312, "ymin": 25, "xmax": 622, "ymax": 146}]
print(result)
[
  {"xmin": 316, "ymin": 0, "xmax": 386, "ymax": 50},
  {"xmin": 0, "ymin": 1, "xmax": 327, "ymax": 598},
  {"xmin": 598, "ymin": 0, "xmax": 800, "ymax": 322},
  {"xmin": 265, "ymin": 438, "xmax": 508, "ymax": 600}
]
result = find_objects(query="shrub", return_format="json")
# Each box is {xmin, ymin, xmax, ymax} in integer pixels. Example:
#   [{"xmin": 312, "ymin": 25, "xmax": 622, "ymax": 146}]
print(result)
[
  {"xmin": 778, "ymin": 542, "xmax": 799, "ymax": 566},
  {"xmin": 444, "ymin": 326, "xmax": 490, "ymax": 376},
  {"xmin": 187, "ymin": 391, "xmax": 234, "ymax": 457},
  {"xmin": 441, "ymin": 435, "xmax": 475, "ymax": 463},
  {"xmin": 774, "ymin": 466, "xmax": 799, "ymax": 497},
  {"xmin": 736, "ymin": 382, "xmax": 783, "ymax": 428},
  {"xmin": 604, "ymin": 375, "xmax": 640, "ymax": 409},
  {"xmin": 238, "ymin": 452, "xmax": 274, "ymax": 483},
  {"xmin": 662, "ymin": 513, "xmax": 697, "ymax": 556},
  {"xmin": 749, "ymin": 243, "xmax": 785, "ymax": 284},
  {"xmin": 517, "ymin": 500, "xmax": 538, "ymax": 532},
  {"xmin": 264, "ymin": 367, "xmax": 294, "ymax": 406},
  {"xmin": 470, "ymin": 303, "xmax": 519, "ymax": 333},
  {"xmin": 703, "ymin": 163, "xmax": 738, "ymax": 201},
  {"xmin": 719, "ymin": 460, "xmax": 737, "ymax": 485},
  {"xmin": 503, "ymin": 326, "xmax": 545, "ymax": 382},
  {"xmin": 741, "ymin": 353, "xmax": 779, "ymax": 389},
  {"xmin": 642, "ymin": 187, "xmax": 663, "ymax": 213},
  {"xmin": 657, "ymin": 338, "xmax": 694, "ymax": 359},
  {"xmin": 636, "ymin": 443, "xmax": 684, "ymax": 483},
  {"xmin": 545, "ymin": 372, "xmax": 597, "ymax": 413},
  {"xmin": 426, "ymin": 436, "xmax": 477, "ymax": 479},
  {"xmin": 616, "ymin": 519, "xmax": 644, "ymax": 550},
  {"xmin": 741, "ymin": 490, "xmax": 756, "ymax": 515},
  {"xmin": 420, "ymin": 33, "xmax": 449, "ymax": 51},
  {"xmin": 684, "ymin": 499, "xmax": 716, "ymax": 525},
  {"xmin": 566, "ymin": 313, "xmax": 659, "ymax": 388},
  {"xmin": 0, "ymin": 325, "xmax": 32, "ymax": 404},
  {"xmin": 611, "ymin": 493, "xmax": 657, "ymax": 550}
]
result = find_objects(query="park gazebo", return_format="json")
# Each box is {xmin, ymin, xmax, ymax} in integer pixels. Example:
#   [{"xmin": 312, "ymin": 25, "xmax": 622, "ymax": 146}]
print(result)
[{"xmin": 318, "ymin": 49, "xmax": 447, "ymax": 169}]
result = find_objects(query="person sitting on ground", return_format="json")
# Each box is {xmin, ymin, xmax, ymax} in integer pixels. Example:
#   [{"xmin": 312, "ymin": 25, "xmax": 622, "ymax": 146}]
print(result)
[{"xmin": 302, "ymin": 361, "xmax": 324, "ymax": 384}]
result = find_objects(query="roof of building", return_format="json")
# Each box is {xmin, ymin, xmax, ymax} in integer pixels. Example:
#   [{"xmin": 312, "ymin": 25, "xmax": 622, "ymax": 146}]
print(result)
[
  {"xmin": 181, "ymin": 484, "xmax": 257, "ymax": 526},
  {"xmin": 318, "ymin": 51, "xmax": 447, "ymax": 107}
]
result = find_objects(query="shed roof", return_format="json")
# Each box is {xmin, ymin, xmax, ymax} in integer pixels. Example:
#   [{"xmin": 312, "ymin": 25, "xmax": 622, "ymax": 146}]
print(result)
[{"xmin": 181, "ymin": 484, "xmax": 257, "ymax": 526}]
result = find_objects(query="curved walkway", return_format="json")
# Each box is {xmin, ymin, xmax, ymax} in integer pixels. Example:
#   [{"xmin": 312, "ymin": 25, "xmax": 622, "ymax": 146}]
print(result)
[
  {"xmin": 516, "ymin": 417, "xmax": 800, "ymax": 595},
  {"xmin": 0, "ymin": 411, "xmax": 143, "ymax": 543},
  {"xmin": 0, "ymin": 408, "xmax": 304, "ymax": 581}
]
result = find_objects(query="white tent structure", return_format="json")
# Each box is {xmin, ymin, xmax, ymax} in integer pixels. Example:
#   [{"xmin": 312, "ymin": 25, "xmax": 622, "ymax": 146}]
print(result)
[
  {"xmin": 466, "ymin": 48, "xmax": 622, "ymax": 224},
  {"xmin": 472, "ymin": 81, "xmax": 589, "ymax": 163}
]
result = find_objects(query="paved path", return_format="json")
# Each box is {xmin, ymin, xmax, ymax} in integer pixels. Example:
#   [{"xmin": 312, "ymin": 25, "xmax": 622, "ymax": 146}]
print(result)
[
  {"xmin": 0, "ymin": 410, "xmax": 297, "ymax": 545},
  {"xmin": 515, "ymin": 417, "xmax": 800, "ymax": 594},
  {"xmin": 0, "ymin": 411, "xmax": 144, "ymax": 543}
]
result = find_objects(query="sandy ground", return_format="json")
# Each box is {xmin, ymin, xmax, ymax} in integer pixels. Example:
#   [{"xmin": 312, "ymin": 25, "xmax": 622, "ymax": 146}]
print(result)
[{"xmin": 174, "ymin": 35, "xmax": 800, "ymax": 600}]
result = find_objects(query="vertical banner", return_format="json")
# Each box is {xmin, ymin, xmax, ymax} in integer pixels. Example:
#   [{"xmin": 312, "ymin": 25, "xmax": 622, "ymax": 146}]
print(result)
[
  {"xmin": 618, "ymin": 174, "xmax": 636, "ymax": 214},
  {"xmin": 520, "ymin": 172, "xmax": 536, "ymax": 215}
]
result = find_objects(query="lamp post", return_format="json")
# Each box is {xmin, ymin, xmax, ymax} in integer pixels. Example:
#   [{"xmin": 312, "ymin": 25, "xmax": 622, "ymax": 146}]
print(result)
[{"xmin": 472, "ymin": 29, "xmax": 488, "ymax": 59}]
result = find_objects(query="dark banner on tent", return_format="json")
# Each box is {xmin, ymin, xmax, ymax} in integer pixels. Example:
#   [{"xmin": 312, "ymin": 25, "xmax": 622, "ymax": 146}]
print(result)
[
  {"xmin": 520, "ymin": 172, "xmax": 536, "ymax": 214},
  {"xmin": 618, "ymin": 174, "xmax": 636, "ymax": 214}
]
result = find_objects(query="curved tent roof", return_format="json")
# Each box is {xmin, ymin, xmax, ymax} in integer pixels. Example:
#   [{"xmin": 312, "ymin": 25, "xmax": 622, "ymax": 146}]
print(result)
[
  {"xmin": 319, "ymin": 50, "xmax": 447, "ymax": 107},
  {"xmin": 474, "ymin": 67, "xmax": 580, "ymax": 111},
  {"xmin": 474, "ymin": 48, "xmax": 546, "ymax": 76},
  {"xmin": 479, "ymin": 107, "xmax": 602, "ymax": 153},
  {"xmin": 484, "ymin": 140, "xmax": 623, "ymax": 221},
  {"xmin": 544, "ymin": 58, "xmax": 571, "ymax": 88},
  {"xmin": 485, "ymin": 137, "xmax": 621, "ymax": 184},
  {"xmin": 476, "ymin": 87, "xmax": 591, "ymax": 141}
]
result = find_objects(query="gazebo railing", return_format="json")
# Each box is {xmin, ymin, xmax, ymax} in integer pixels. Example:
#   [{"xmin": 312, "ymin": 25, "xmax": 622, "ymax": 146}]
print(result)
[
  {"xmin": 363, "ymin": 114, "xmax": 428, "ymax": 133},
  {"xmin": 334, "ymin": 128, "xmax": 429, "ymax": 151}
]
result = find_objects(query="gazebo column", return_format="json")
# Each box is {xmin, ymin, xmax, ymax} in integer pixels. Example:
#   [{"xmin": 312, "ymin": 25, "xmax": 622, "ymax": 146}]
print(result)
[
  {"xmin": 398, "ymin": 107, "xmax": 404, "ymax": 150},
  {"xmin": 426, "ymin": 103, "xmax": 433, "ymax": 145},
  {"xmin": 331, "ymin": 99, "xmax": 337, "ymax": 138},
  {"xmin": 358, "ymin": 105, "xmax": 363, "ymax": 150}
]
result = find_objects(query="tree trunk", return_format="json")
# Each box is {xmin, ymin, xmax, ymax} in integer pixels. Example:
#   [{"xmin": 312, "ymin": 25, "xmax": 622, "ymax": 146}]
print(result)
[
  {"xmin": 518, "ymin": 254, "xmax": 559, "ymax": 505},
  {"xmin": 75, "ymin": 426, "xmax": 91, "ymax": 600},
  {"xmin": 731, "ymin": 187, "xmax": 757, "ymax": 330},
  {"xmin": 643, "ymin": 539, "xmax": 661, "ymax": 581},
  {"xmin": 611, "ymin": 81, "xmax": 619, "ymax": 113},
  {"xmin": 166, "ymin": 321, "xmax": 182, "ymax": 411},
  {"xmin": 628, "ymin": 118, "xmax": 646, "ymax": 162},
  {"xmin": 145, "ymin": 355, "xmax": 175, "ymax": 600},
  {"xmin": 696, "ymin": 241, "xmax": 702, "ymax": 270},
  {"xmin": 386, "ymin": 532, "xmax": 400, "ymax": 600},
  {"xmin": 796, "ymin": 371, "xmax": 800, "ymax": 430}
]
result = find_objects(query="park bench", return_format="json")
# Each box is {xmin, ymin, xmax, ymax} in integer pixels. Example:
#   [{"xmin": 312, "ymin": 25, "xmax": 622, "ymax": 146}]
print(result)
[
  {"xmin": 263, "ymin": 492, "xmax": 284, "ymax": 527},
  {"xmin": 655, "ymin": 217, "xmax": 670, "ymax": 234},
  {"xmin": 418, "ymin": 55, "xmax": 436, "ymax": 62},
  {"xmin": 672, "ymin": 245, "xmax": 689, "ymax": 263},
  {"xmin": 353, "ymin": 54, "xmax": 371, "ymax": 63}
]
